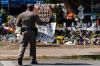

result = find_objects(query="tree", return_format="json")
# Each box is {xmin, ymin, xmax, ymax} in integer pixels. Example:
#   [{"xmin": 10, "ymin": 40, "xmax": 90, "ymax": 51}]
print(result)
[
  {"xmin": 53, "ymin": 5, "xmax": 64, "ymax": 25},
  {"xmin": 56, "ymin": 5, "xmax": 64, "ymax": 24}
]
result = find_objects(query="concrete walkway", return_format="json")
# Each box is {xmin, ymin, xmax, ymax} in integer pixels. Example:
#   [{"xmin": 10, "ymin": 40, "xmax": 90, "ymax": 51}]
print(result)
[{"xmin": 0, "ymin": 47, "xmax": 100, "ymax": 60}]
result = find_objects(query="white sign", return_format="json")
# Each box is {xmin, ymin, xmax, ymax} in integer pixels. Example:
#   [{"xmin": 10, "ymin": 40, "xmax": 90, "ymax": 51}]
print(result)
[
  {"xmin": 37, "ymin": 33, "xmax": 55, "ymax": 42},
  {"xmin": 37, "ymin": 23, "xmax": 56, "ymax": 42}
]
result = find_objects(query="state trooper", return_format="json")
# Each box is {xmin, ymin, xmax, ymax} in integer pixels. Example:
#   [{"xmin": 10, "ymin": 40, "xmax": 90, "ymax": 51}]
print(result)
[{"xmin": 16, "ymin": 4, "xmax": 45, "ymax": 65}]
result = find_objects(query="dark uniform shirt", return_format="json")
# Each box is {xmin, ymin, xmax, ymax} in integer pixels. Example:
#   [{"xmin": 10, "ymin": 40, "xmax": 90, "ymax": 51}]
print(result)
[{"xmin": 16, "ymin": 10, "xmax": 38, "ymax": 27}]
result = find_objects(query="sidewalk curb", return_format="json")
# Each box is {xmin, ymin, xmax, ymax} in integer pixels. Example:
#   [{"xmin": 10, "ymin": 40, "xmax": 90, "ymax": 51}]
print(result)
[{"xmin": 0, "ymin": 55, "xmax": 100, "ymax": 60}]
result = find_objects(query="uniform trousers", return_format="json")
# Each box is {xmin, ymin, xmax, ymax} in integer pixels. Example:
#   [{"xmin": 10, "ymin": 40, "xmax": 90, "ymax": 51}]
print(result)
[{"xmin": 18, "ymin": 31, "xmax": 37, "ymax": 60}]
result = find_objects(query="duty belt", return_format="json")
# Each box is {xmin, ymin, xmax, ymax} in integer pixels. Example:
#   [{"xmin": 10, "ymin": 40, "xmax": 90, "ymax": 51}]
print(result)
[{"xmin": 21, "ymin": 27, "xmax": 35, "ymax": 32}]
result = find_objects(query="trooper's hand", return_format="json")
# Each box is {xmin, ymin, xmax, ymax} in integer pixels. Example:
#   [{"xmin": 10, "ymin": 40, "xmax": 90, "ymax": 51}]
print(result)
[{"xmin": 15, "ymin": 26, "xmax": 21, "ymax": 34}]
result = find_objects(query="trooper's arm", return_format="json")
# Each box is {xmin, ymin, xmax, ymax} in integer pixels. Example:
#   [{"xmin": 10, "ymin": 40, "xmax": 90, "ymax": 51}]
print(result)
[
  {"xmin": 16, "ymin": 15, "xmax": 22, "ymax": 27},
  {"xmin": 15, "ymin": 14, "xmax": 22, "ymax": 34}
]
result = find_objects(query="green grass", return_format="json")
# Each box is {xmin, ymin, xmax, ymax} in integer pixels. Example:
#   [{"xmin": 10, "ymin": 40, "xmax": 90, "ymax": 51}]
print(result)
[
  {"xmin": 37, "ymin": 55, "xmax": 100, "ymax": 60},
  {"xmin": 58, "ymin": 55, "xmax": 100, "ymax": 60}
]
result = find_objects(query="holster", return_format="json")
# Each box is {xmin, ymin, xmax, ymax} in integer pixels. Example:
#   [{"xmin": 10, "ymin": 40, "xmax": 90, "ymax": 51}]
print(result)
[{"xmin": 21, "ymin": 26, "xmax": 38, "ymax": 36}]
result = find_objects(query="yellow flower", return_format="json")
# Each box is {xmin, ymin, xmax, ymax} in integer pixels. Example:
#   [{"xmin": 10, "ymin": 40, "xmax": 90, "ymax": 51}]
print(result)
[{"xmin": 56, "ymin": 36, "xmax": 64, "ymax": 40}]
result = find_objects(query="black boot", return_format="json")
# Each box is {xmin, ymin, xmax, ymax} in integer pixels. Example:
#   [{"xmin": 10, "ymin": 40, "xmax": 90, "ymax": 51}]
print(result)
[
  {"xmin": 18, "ymin": 58, "xmax": 22, "ymax": 65},
  {"xmin": 31, "ymin": 60, "xmax": 38, "ymax": 64}
]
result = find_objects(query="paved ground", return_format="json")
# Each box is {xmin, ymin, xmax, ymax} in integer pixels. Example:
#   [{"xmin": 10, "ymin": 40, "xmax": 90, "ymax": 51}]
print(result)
[
  {"xmin": 0, "ymin": 47, "xmax": 100, "ymax": 60},
  {"xmin": 0, "ymin": 41, "xmax": 100, "ymax": 60},
  {"xmin": 0, "ymin": 59, "xmax": 100, "ymax": 66},
  {"xmin": 0, "ymin": 42, "xmax": 100, "ymax": 66}
]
